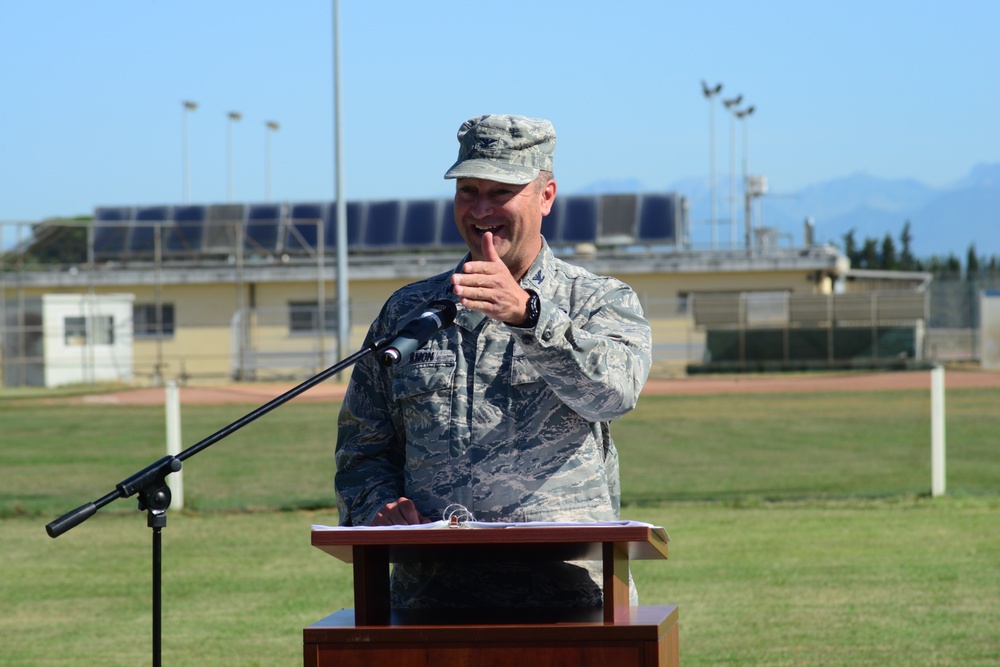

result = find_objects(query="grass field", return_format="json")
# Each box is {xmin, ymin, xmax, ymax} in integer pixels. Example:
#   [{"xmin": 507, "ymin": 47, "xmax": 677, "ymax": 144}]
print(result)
[{"xmin": 2, "ymin": 383, "xmax": 999, "ymax": 665}]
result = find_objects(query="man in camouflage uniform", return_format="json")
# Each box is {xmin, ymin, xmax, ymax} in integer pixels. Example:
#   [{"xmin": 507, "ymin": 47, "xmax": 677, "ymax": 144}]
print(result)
[{"xmin": 335, "ymin": 114, "xmax": 652, "ymax": 609}]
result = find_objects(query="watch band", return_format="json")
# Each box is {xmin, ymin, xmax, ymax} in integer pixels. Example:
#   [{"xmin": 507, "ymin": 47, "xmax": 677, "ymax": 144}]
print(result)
[{"xmin": 523, "ymin": 290, "xmax": 541, "ymax": 328}]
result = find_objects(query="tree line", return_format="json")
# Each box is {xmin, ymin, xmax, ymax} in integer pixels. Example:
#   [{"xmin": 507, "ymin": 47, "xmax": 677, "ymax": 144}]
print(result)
[{"xmin": 841, "ymin": 221, "xmax": 1000, "ymax": 282}]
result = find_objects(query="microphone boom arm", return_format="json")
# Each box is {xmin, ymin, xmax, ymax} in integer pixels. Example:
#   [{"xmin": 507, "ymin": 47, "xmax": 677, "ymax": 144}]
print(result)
[{"xmin": 45, "ymin": 332, "xmax": 394, "ymax": 538}]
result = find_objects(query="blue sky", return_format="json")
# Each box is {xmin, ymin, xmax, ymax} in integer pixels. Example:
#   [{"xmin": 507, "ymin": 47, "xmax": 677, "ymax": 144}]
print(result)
[{"xmin": 2, "ymin": 1, "xmax": 998, "ymax": 250}]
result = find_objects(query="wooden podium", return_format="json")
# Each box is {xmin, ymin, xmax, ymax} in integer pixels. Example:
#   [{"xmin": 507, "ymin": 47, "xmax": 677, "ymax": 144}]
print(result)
[{"xmin": 304, "ymin": 523, "xmax": 677, "ymax": 666}]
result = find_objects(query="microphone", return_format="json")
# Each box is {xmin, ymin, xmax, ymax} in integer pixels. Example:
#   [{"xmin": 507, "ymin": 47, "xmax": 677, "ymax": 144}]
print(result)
[{"xmin": 379, "ymin": 299, "xmax": 457, "ymax": 366}]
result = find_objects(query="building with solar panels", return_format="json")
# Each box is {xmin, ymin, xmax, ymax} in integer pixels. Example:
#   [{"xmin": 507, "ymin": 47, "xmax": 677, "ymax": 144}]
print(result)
[{"xmin": 1, "ymin": 191, "xmax": 929, "ymax": 388}]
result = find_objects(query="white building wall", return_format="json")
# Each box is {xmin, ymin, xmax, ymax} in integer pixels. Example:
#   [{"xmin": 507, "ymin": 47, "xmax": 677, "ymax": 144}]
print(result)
[{"xmin": 41, "ymin": 294, "xmax": 134, "ymax": 387}]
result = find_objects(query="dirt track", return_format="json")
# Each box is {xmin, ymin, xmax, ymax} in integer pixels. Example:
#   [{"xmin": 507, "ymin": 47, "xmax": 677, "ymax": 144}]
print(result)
[{"xmin": 78, "ymin": 368, "xmax": 1000, "ymax": 405}]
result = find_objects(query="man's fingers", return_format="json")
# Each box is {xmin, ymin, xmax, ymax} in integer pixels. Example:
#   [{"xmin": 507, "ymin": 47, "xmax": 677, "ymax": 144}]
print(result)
[
  {"xmin": 371, "ymin": 497, "xmax": 431, "ymax": 525},
  {"xmin": 481, "ymin": 231, "xmax": 501, "ymax": 264},
  {"xmin": 452, "ymin": 232, "xmax": 525, "ymax": 322},
  {"xmin": 397, "ymin": 498, "xmax": 427, "ymax": 524}
]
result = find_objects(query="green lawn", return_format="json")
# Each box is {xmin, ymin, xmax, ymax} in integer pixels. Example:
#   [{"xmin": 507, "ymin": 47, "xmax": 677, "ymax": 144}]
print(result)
[{"xmin": 1, "ymin": 383, "xmax": 998, "ymax": 665}]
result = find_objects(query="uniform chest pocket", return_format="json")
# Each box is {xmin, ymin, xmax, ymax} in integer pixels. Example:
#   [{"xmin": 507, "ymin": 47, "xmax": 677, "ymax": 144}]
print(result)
[
  {"xmin": 391, "ymin": 350, "xmax": 457, "ymax": 401},
  {"xmin": 391, "ymin": 350, "xmax": 457, "ymax": 471}
]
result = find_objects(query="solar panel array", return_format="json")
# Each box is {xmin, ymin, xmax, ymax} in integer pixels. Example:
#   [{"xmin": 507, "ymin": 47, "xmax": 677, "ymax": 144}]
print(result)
[{"xmin": 93, "ymin": 193, "xmax": 682, "ymax": 260}]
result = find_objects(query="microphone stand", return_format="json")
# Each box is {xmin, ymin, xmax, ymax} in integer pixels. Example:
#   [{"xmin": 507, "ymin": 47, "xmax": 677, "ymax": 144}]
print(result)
[{"xmin": 45, "ymin": 332, "xmax": 394, "ymax": 667}]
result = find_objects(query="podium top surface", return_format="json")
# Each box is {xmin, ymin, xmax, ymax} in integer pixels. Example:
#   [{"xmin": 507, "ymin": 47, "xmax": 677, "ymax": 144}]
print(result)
[{"xmin": 311, "ymin": 521, "xmax": 669, "ymax": 564}]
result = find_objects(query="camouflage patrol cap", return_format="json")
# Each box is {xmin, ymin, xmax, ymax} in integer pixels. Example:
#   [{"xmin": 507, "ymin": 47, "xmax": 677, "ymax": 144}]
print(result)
[{"xmin": 444, "ymin": 114, "xmax": 555, "ymax": 185}]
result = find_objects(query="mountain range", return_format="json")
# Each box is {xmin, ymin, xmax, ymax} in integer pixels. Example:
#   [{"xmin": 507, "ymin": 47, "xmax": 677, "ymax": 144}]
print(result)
[{"xmin": 580, "ymin": 163, "xmax": 1000, "ymax": 259}]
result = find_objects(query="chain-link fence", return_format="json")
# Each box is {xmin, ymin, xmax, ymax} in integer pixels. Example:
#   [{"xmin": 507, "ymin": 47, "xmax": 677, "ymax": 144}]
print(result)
[
  {"xmin": 925, "ymin": 277, "xmax": 1000, "ymax": 361},
  {"xmin": 1, "ymin": 284, "xmax": 988, "ymax": 388}
]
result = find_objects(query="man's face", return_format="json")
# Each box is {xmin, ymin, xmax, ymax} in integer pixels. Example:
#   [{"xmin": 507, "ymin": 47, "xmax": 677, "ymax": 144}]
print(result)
[{"xmin": 453, "ymin": 176, "xmax": 556, "ymax": 279}]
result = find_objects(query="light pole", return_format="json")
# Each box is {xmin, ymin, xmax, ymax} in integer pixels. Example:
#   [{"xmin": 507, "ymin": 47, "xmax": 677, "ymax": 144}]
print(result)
[
  {"xmin": 227, "ymin": 111, "xmax": 242, "ymax": 202},
  {"xmin": 735, "ymin": 105, "xmax": 756, "ymax": 250},
  {"xmin": 701, "ymin": 80, "xmax": 723, "ymax": 248},
  {"xmin": 333, "ymin": 0, "xmax": 349, "ymax": 369},
  {"xmin": 182, "ymin": 101, "xmax": 197, "ymax": 203},
  {"xmin": 723, "ymin": 95, "xmax": 743, "ymax": 248},
  {"xmin": 265, "ymin": 120, "xmax": 279, "ymax": 202}
]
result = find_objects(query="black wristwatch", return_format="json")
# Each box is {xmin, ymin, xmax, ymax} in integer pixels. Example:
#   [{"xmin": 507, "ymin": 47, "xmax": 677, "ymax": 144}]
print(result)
[{"xmin": 522, "ymin": 289, "xmax": 541, "ymax": 328}]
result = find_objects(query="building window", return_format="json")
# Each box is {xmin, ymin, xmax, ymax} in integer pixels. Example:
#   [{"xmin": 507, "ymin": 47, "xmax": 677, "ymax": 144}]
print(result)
[
  {"xmin": 289, "ymin": 301, "xmax": 338, "ymax": 334},
  {"xmin": 134, "ymin": 304, "xmax": 175, "ymax": 338},
  {"xmin": 93, "ymin": 315, "xmax": 115, "ymax": 345},
  {"xmin": 64, "ymin": 315, "xmax": 115, "ymax": 346},
  {"xmin": 677, "ymin": 292, "xmax": 690, "ymax": 315},
  {"xmin": 65, "ymin": 316, "xmax": 87, "ymax": 346}
]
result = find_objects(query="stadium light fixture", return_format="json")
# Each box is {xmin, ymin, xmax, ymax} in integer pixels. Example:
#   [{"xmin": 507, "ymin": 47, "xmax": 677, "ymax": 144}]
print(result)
[
  {"xmin": 182, "ymin": 101, "xmax": 198, "ymax": 203},
  {"xmin": 227, "ymin": 111, "xmax": 242, "ymax": 202},
  {"xmin": 701, "ymin": 81, "xmax": 723, "ymax": 248},
  {"xmin": 265, "ymin": 121, "xmax": 280, "ymax": 202}
]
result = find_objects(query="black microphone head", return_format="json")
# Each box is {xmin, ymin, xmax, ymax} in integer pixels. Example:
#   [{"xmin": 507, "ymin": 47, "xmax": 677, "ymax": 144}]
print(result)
[
  {"xmin": 378, "ymin": 299, "xmax": 458, "ymax": 367},
  {"xmin": 429, "ymin": 299, "xmax": 458, "ymax": 327}
]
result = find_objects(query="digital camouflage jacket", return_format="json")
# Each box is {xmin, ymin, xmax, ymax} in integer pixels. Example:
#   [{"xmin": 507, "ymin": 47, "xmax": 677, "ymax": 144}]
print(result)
[{"xmin": 335, "ymin": 240, "xmax": 652, "ymax": 607}]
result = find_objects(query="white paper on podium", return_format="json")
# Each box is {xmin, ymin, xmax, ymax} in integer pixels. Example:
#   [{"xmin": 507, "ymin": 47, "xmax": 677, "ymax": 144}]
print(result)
[{"xmin": 311, "ymin": 519, "xmax": 669, "ymax": 543}]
